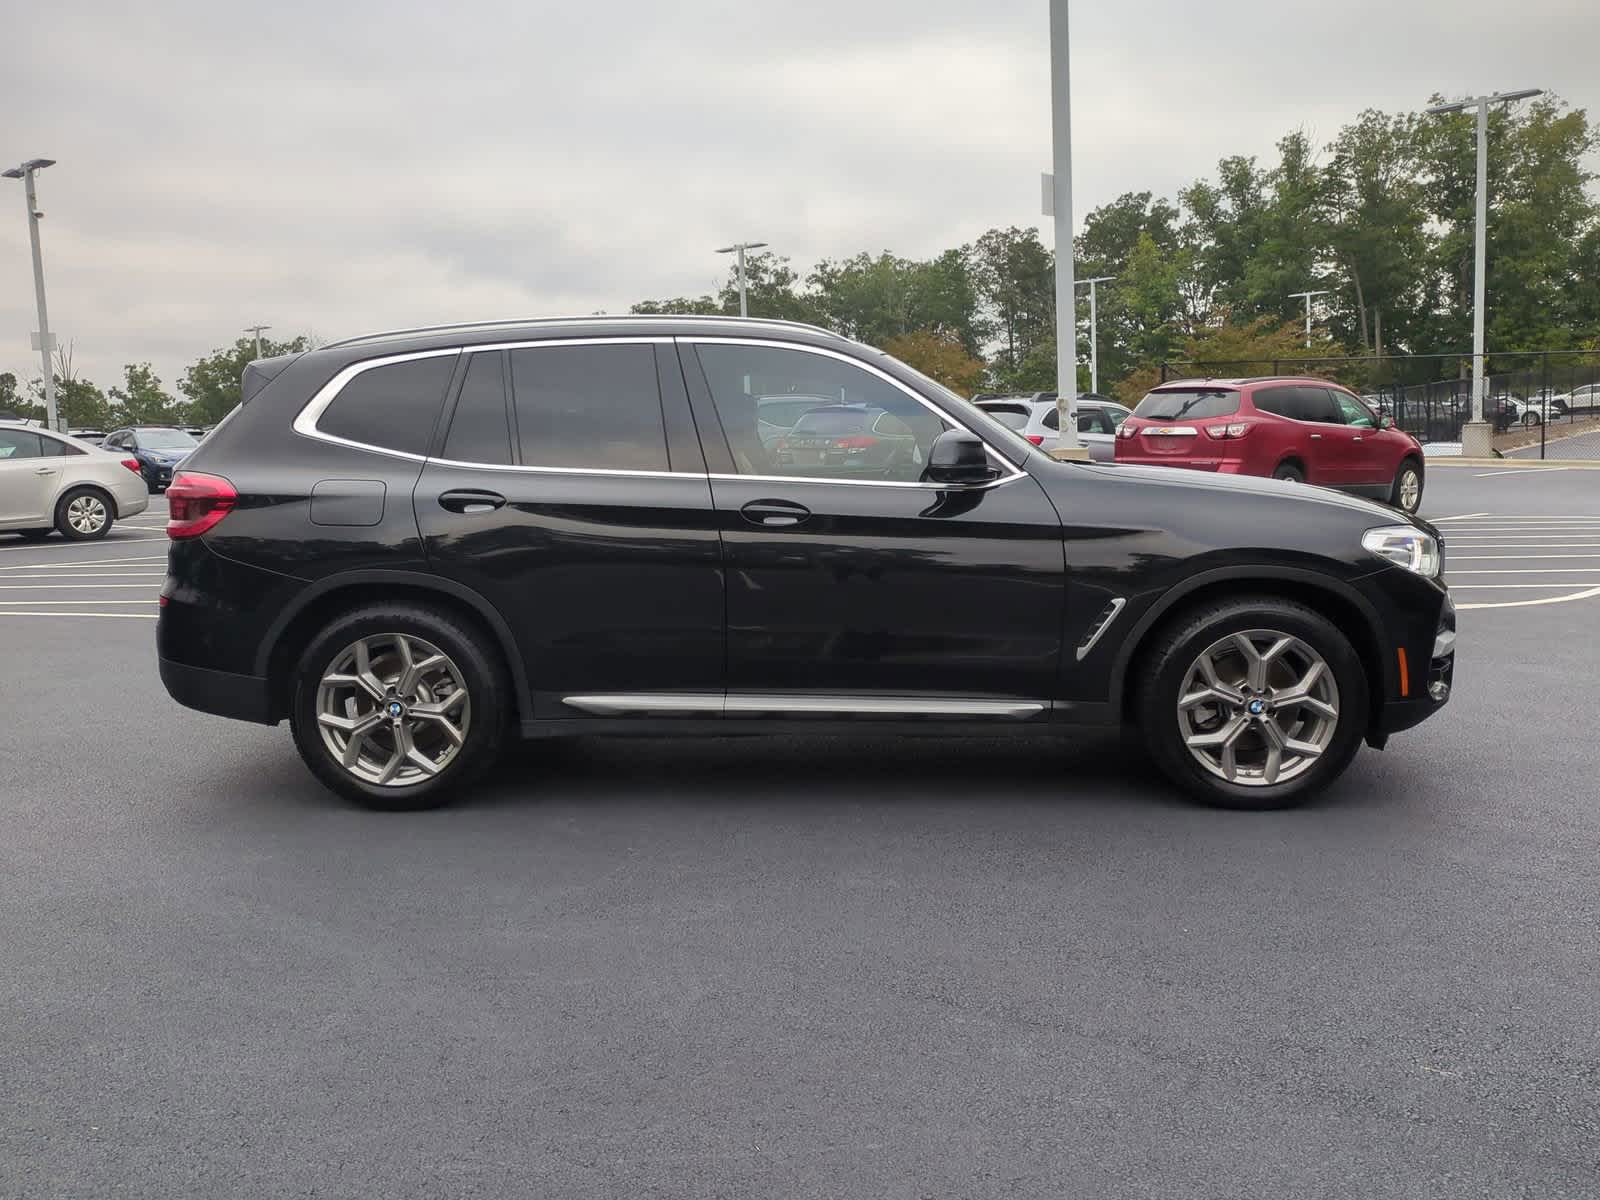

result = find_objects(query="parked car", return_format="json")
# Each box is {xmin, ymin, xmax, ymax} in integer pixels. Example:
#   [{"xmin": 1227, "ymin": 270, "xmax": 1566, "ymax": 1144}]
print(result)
[
  {"xmin": 754, "ymin": 395, "xmax": 834, "ymax": 449},
  {"xmin": 68, "ymin": 428, "xmax": 108, "ymax": 444},
  {"xmin": 100, "ymin": 425, "xmax": 201, "ymax": 492},
  {"xmin": 157, "ymin": 317, "xmax": 1453, "ymax": 813},
  {"xmin": 974, "ymin": 395, "xmax": 1131, "ymax": 462},
  {"xmin": 0, "ymin": 421, "xmax": 151, "ymax": 541},
  {"xmin": 1115, "ymin": 378, "xmax": 1427, "ymax": 514}
]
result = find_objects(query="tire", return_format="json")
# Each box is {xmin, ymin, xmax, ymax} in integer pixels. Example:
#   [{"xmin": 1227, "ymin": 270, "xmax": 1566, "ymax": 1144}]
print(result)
[
  {"xmin": 1522, "ymin": 411, "xmax": 1540, "ymax": 428},
  {"xmin": 289, "ymin": 603, "xmax": 510, "ymax": 811},
  {"xmin": 1389, "ymin": 459, "xmax": 1424, "ymax": 515},
  {"xmin": 1135, "ymin": 596, "xmax": 1369, "ymax": 810},
  {"xmin": 1272, "ymin": 462, "xmax": 1305, "ymax": 484},
  {"xmin": 54, "ymin": 486, "xmax": 114, "ymax": 541}
]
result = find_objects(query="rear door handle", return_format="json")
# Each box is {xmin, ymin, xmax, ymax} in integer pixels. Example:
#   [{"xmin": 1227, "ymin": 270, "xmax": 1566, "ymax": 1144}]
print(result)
[
  {"xmin": 438, "ymin": 489, "xmax": 506, "ymax": 514},
  {"xmin": 740, "ymin": 499, "xmax": 811, "ymax": 527}
]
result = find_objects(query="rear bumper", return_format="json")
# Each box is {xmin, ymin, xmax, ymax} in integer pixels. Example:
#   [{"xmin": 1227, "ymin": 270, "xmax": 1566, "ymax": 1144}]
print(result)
[{"xmin": 158, "ymin": 656, "xmax": 278, "ymax": 725}]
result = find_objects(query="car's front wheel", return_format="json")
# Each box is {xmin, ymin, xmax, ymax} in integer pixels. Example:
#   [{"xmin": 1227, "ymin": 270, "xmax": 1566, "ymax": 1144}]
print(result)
[
  {"xmin": 1137, "ymin": 597, "xmax": 1369, "ymax": 810},
  {"xmin": 289, "ymin": 604, "xmax": 509, "ymax": 810},
  {"xmin": 1390, "ymin": 459, "xmax": 1423, "ymax": 514}
]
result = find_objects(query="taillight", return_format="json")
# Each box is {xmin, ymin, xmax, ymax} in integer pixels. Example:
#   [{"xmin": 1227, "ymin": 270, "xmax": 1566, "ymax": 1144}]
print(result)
[
  {"xmin": 831, "ymin": 435, "xmax": 879, "ymax": 451},
  {"xmin": 1116, "ymin": 424, "xmax": 1137, "ymax": 439},
  {"xmin": 1204, "ymin": 422, "xmax": 1252, "ymax": 440},
  {"xmin": 1026, "ymin": 434, "xmax": 1045, "ymax": 446},
  {"xmin": 120, "ymin": 457, "xmax": 141, "ymax": 475},
  {"xmin": 166, "ymin": 471, "xmax": 237, "ymax": 539}
]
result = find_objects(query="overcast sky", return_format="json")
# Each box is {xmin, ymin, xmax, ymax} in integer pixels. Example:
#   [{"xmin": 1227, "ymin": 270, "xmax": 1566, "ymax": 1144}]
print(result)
[{"xmin": 1, "ymin": 0, "xmax": 1594, "ymax": 396}]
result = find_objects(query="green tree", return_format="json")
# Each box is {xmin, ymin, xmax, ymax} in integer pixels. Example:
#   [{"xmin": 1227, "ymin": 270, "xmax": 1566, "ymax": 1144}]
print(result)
[
  {"xmin": 108, "ymin": 363, "xmax": 178, "ymax": 426},
  {"xmin": 632, "ymin": 252, "xmax": 826, "ymax": 325},
  {"xmin": 809, "ymin": 250, "xmax": 985, "ymax": 352},
  {"xmin": 179, "ymin": 335, "xmax": 308, "ymax": 425},
  {"xmin": 881, "ymin": 329, "xmax": 987, "ymax": 397},
  {"xmin": 970, "ymin": 226, "xmax": 1055, "ymax": 383}
]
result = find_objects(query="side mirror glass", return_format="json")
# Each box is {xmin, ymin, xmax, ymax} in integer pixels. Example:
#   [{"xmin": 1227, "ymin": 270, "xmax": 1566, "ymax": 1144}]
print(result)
[
  {"xmin": 1380, "ymin": 415, "xmax": 1395, "ymax": 430},
  {"xmin": 925, "ymin": 430, "xmax": 995, "ymax": 485}
]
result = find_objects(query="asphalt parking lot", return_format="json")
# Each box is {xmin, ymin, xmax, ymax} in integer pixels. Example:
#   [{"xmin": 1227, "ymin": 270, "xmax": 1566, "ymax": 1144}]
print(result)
[{"xmin": 3, "ymin": 466, "xmax": 1599, "ymax": 1199}]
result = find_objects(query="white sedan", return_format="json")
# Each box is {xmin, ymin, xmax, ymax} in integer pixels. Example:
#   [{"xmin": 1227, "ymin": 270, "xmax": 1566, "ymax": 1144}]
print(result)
[
  {"xmin": 974, "ymin": 396, "xmax": 1132, "ymax": 462},
  {"xmin": 0, "ymin": 422, "xmax": 152, "ymax": 541}
]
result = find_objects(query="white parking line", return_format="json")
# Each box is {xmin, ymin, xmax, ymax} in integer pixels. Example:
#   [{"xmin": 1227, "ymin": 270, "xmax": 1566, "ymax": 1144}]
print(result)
[
  {"xmin": 1451, "ymin": 567, "xmax": 1600, "ymax": 574},
  {"xmin": 1431, "ymin": 513, "xmax": 1491, "ymax": 521},
  {"xmin": 1451, "ymin": 554, "xmax": 1600, "ymax": 560},
  {"xmin": 1473, "ymin": 468, "xmax": 1568, "ymax": 477},
  {"xmin": 0, "ymin": 611, "xmax": 158, "ymax": 620},
  {"xmin": 1457, "ymin": 585, "xmax": 1600, "ymax": 611},
  {"xmin": 0, "ymin": 572, "xmax": 166, "ymax": 580},
  {"xmin": 0, "ymin": 583, "xmax": 164, "ymax": 590},
  {"xmin": 0, "ymin": 557, "xmax": 167, "ymax": 571},
  {"xmin": 1450, "ymin": 582, "xmax": 1600, "ymax": 588},
  {"xmin": 0, "ymin": 598, "xmax": 156, "ymax": 604}
]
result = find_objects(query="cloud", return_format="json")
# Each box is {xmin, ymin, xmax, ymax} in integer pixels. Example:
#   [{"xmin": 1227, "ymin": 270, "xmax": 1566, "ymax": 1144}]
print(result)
[{"xmin": 0, "ymin": 0, "xmax": 1593, "ymax": 393}]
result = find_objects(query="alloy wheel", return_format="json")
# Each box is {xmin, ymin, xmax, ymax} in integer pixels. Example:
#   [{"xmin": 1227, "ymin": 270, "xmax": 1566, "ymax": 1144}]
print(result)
[
  {"xmin": 1398, "ymin": 469, "xmax": 1421, "ymax": 512},
  {"xmin": 315, "ymin": 633, "xmax": 471, "ymax": 786},
  {"xmin": 66, "ymin": 494, "xmax": 108, "ymax": 535},
  {"xmin": 1176, "ymin": 630, "xmax": 1340, "ymax": 787}
]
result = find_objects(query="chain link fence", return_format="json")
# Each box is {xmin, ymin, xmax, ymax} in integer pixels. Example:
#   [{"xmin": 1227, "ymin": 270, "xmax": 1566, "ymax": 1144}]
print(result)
[{"xmin": 1159, "ymin": 351, "xmax": 1600, "ymax": 459}]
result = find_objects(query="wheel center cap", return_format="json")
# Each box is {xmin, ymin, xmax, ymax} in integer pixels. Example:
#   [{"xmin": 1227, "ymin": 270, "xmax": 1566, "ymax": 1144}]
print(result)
[
  {"xmin": 385, "ymin": 700, "xmax": 406, "ymax": 720},
  {"xmin": 1247, "ymin": 698, "xmax": 1268, "ymax": 716}
]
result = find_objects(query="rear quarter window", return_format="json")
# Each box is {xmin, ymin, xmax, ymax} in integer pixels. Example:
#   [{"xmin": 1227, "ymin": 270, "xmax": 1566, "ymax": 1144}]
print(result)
[
  {"xmin": 317, "ymin": 354, "xmax": 458, "ymax": 455},
  {"xmin": 1132, "ymin": 389, "xmax": 1240, "ymax": 420}
]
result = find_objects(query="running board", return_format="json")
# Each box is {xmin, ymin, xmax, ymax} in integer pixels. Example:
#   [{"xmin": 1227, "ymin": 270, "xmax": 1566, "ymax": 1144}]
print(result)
[{"xmin": 561, "ymin": 693, "xmax": 1046, "ymax": 719}]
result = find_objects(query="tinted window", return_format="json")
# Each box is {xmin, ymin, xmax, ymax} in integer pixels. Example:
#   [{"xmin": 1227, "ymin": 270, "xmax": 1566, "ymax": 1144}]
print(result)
[
  {"xmin": 443, "ymin": 352, "xmax": 511, "ymax": 465},
  {"xmin": 695, "ymin": 343, "xmax": 953, "ymax": 482},
  {"xmin": 1079, "ymin": 410, "xmax": 1111, "ymax": 435},
  {"xmin": 1042, "ymin": 408, "xmax": 1059, "ymax": 431},
  {"xmin": 510, "ymin": 344, "xmax": 667, "ymax": 472},
  {"xmin": 977, "ymin": 403, "xmax": 1030, "ymax": 418},
  {"xmin": 0, "ymin": 429, "xmax": 44, "ymax": 460},
  {"xmin": 1132, "ymin": 389, "xmax": 1240, "ymax": 420},
  {"xmin": 37, "ymin": 435, "xmax": 82, "ymax": 457},
  {"xmin": 982, "ymin": 409, "xmax": 1031, "ymax": 432},
  {"xmin": 1253, "ymin": 387, "xmax": 1295, "ymax": 418},
  {"xmin": 320, "ymin": 355, "xmax": 457, "ymax": 455},
  {"xmin": 1295, "ymin": 387, "xmax": 1342, "ymax": 423}
]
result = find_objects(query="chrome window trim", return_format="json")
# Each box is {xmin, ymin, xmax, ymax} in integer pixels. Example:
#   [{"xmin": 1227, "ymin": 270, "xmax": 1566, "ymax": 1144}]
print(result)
[
  {"xmin": 1074, "ymin": 597, "xmax": 1127, "ymax": 662},
  {"xmin": 426, "ymin": 455, "xmax": 704, "ymax": 480},
  {"xmin": 681, "ymin": 336, "xmax": 1029, "ymax": 489}
]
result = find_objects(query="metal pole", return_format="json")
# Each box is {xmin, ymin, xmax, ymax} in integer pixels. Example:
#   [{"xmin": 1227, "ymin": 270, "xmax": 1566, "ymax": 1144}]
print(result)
[
  {"xmin": 737, "ymin": 245, "xmax": 748, "ymax": 319},
  {"xmin": 1304, "ymin": 294, "xmax": 1313, "ymax": 348},
  {"xmin": 1089, "ymin": 279, "xmax": 1099, "ymax": 394},
  {"xmin": 244, "ymin": 324, "xmax": 271, "ymax": 360},
  {"xmin": 1049, "ymin": 0, "xmax": 1081, "ymax": 456},
  {"xmin": 1471, "ymin": 98, "xmax": 1489, "ymax": 428},
  {"xmin": 20, "ymin": 169, "xmax": 58, "ymax": 432}
]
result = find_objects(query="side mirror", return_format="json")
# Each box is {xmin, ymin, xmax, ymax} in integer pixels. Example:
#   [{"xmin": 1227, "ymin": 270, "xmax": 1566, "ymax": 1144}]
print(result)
[
  {"xmin": 1380, "ymin": 415, "xmax": 1395, "ymax": 430},
  {"xmin": 925, "ymin": 430, "xmax": 995, "ymax": 485}
]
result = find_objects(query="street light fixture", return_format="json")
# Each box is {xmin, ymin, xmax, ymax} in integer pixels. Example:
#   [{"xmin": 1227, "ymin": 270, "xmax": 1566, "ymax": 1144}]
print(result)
[
  {"xmin": 1287, "ymin": 289, "xmax": 1330, "ymax": 350},
  {"xmin": 244, "ymin": 324, "xmax": 272, "ymax": 360},
  {"xmin": 1425, "ymin": 88, "xmax": 1543, "ymax": 456},
  {"xmin": 1077, "ymin": 276, "xmax": 1113, "ymax": 395},
  {"xmin": 715, "ymin": 242, "xmax": 769, "ymax": 318},
  {"xmin": 3, "ymin": 157, "xmax": 60, "ymax": 432}
]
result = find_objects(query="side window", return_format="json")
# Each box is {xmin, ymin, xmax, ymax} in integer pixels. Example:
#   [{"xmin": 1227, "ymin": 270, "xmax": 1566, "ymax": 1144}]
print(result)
[
  {"xmin": 1078, "ymin": 410, "xmax": 1111, "ymax": 435},
  {"xmin": 1042, "ymin": 407, "xmax": 1060, "ymax": 431},
  {"xmin": 102, "ymin": 433, "xmax": 124, "ymax": 450},
  {"xmin": 694, "ymin": 343, "xmax": 953, "ymax": 483},
  {"xmin": 1296, "ymin": 387, "xmax": 1342, "ymax": 424},
  {"xmin": 1252, "ymin": 387, "xmax": 1295, "ymax": 418},
  {"xmin": 1333, "ymin": 391, "xmax": 1376, "ymax": 428},
  {"xmin": 318, "ymin": 354, "xmax": 457, "ymax": 455},
  {"xmin": 509, "ymin": 343, "xmax": 667, "ymax": 472},
  {"xmin": 0, "ymin": 430, "xmax": 44, "ymax": 460},
  {"xmin": 36, "ymin": 435, "xmax": 81, "ymax": 457},
  {"xmin": 442, "ymin": 351, "xmax": 511, "ymax": 466}
]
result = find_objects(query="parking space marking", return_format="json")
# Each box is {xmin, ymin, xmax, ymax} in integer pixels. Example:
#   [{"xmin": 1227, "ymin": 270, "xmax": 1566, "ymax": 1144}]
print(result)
[
  {"xmin": 1472, "ymin": 468, "xmax": 1570, "ymax": 477},
  {"xmin": 0, "ymin": 610, "xmax": 158, "ymax": 619},
  {"xmin": 1456, "ymin": 584, "xmax": 1600, "ymax": 611},
  {"xmin": 1451, "ymin": 553, "xmax": 1600, "ymax": 560},
  {"xmin": 1431, "ymin": 513, "xmax": 1491, "ymax": 521},
  {"xmin": 0, "ymin": 583, "xmax": 165, "ymax": 590},
  {"xmin": 0, "ymin": 572, "xmax": 166, "ymax": 579},
  {"xmin": 0, "ymin": 598, "xmax": 156, "ymax": 604},
  {"xmin": 0, "ymin": 557, "xmax": 166, "ymax": 571}
]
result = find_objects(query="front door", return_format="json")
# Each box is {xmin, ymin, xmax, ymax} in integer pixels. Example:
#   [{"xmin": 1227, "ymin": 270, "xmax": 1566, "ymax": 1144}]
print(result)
[
  {"xmin": 415, "ymin": 340, "xmax": 724, "ymax": 717},
  {"xmin": 1329, "ymin": 389, "xmax": 1392, "ymax": 487},
  {"xmin": 682, "ymin": 338, "xmax": 1066, "ymax": 712}
]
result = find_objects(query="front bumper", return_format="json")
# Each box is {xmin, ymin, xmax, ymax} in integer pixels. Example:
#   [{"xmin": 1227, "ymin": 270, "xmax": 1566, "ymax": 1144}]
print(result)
[
  {"xmin": 1367, "ymin": 584, "xmax": 1454, "ymax": 742},
  {"xmin": 158, "ymin": 657, "xmax": 277, "ymax": 725}
]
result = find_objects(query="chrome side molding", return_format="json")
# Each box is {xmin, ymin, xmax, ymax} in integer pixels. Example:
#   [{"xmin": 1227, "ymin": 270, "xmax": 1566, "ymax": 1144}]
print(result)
[{"xmin": 561, "ymin": 693, "xmax": 1045, "ymax": 719}]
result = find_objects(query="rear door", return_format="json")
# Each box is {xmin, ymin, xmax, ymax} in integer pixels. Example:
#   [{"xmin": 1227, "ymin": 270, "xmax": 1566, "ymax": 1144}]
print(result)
[
  {"xmin": 0, "ymin": 429, "xmax": 56, "ymax": 525},
  {"xmin": 414, "ymin": 338, "xmax": 723, "ymax": 718}
]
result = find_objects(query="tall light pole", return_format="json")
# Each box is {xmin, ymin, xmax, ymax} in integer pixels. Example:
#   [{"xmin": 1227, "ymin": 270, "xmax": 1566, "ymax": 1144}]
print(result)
[
  {"xmin": 1287, "ymin": 289, "xmax": 1329, "ymax": 350},
  {"xmin": 3, "ymin": 158, "xmax": 59, "ymax": 432},
  {"xmin": 1047, "ymin": 0, "xmax": 1084, "ymax": 458},
  {"xmin": 1078, "ymin": 275, "xmax": 1113, "ymax": 394},
  {"xmin": 244, "ymin": 324, "xmax": 271, "ymax": 359},
  {"xmin": 1427, "ymin": 88, "xmax": 1542, "ymax": 456},
  {"xmin": 715, "ymin": 242, "xmax": 768, "ymax": 318}
]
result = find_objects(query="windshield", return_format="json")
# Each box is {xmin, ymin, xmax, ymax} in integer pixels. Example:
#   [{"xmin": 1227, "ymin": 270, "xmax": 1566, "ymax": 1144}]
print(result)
[
  {"xmin": 137, "ymin": 428, "xmax": 199, "ymax": 449},
  {"xmin": 757, "ymin": 397, "xmax": 831, "ymax": 428},
  {"xmin": 887, "ymin": 362, "xmax": 1037, "ymax": 461},
  {"xmin": 1132, "ymin": 389, "xmax": 1240, "ymax": 421}
]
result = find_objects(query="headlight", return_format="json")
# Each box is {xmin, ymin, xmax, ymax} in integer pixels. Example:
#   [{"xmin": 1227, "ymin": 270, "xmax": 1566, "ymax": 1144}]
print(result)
[{"xmin": 1362, "ymin": 525, "xmax": 1441, "ymax": 578}]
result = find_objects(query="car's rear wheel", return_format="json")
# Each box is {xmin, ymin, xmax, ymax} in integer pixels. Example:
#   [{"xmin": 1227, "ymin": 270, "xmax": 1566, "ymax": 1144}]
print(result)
[
  {"xmin": 54, "ymin": 486, "xmax": 113, "ymax": 541},
  {"xmin": 289, "ymin": 604, "xmax": 509, "ymax": 810},
  {"xmin": 1136, "ymin": 597, "xmax": 1369, "ymax": 810},
  {"xmin": 1272, "ymin": 462, "xmax": 1305, "ymax": 484},
  {"xmin": 1390, "ymin": 460, "xmax": 1423, "ymax": 514}
]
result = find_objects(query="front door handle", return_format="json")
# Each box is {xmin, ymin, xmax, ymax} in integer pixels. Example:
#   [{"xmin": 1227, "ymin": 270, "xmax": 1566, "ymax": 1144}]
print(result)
[
  {"xmin": 438, "ymin": 489, "xmax": 506, "ymax": 515},
  {"xmin": 1308, "ymin": 433, "xmax": 1322, "ymax": 440},
  {"xmin": 34, "ymin": 466, "xmax": 59, "ymax": 475},
  {"xmin": 1351, "ymin": 435, "xmax": 1363, "ymax": 442},
  {"xmin": 740, "ymin": 499, "xmax": 811, "ymax": 527}
]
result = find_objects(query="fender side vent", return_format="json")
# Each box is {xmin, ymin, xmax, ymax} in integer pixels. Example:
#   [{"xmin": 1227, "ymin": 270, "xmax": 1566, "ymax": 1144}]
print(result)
[{"xmin": 1075, "ymin": 597, "xmax": 1127, "ymax": 661}]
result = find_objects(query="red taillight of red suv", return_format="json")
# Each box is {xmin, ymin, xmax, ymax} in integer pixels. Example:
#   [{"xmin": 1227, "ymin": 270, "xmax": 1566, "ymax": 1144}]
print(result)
[
  {"xmin": 120, "ymin": 457, "xmax": 142, "ymax": 475},
  {"xmin": 1203, "ymin": 422, "xmax": 1253, "ymax": 440},
  {"xmin": 166, "ymin": 471, "xmax": 237, "ymax": 539},
  {"xmin": 1026, "ymin": 434, "xmax": 1045, "ymax": 446}
]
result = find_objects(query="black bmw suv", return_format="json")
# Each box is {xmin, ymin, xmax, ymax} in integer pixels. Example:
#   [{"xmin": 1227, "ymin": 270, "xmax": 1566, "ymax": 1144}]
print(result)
[{"xmin": 158, "ymin": 317, "xmax": 1454, "ymax": 811}]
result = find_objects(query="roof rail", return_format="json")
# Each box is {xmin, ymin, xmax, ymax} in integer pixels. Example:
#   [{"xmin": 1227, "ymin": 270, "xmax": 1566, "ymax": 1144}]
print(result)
[{"xmin": 323, "ymin": 313, "xmax": 846, "ymax": 350}]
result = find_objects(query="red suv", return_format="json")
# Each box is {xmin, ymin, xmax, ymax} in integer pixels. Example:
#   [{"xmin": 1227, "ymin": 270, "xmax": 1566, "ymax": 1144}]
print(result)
[{"xmin": 1114, "ymin": 378, "xmax": 1426, "ymax": 513}]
